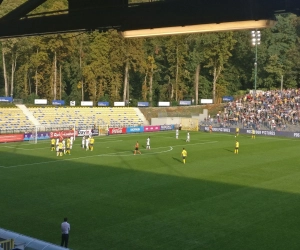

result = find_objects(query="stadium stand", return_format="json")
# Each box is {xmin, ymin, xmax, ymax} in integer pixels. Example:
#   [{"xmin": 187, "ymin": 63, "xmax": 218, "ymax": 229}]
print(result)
[
  {"xmin": 0, "ymin": 107, "xmax": 34, "ymax": 133},
  {"xmin": 27, "ymin": 107, "xmax": 145, "ymax": 128},
  {"xmin": 201, "ymin": 89, "xmax": 300, "ymax": 132}
]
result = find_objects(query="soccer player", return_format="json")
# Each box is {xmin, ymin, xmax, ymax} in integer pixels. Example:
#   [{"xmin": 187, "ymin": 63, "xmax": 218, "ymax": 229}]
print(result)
[
  {"xmin": 62, "ymin": 139, "xmax": 66, "ymax": 154},
  {"xmin": 181, "ymin": 147, "xmax": 187, "ymax": 164},
  {"xmin": 186, "ymin": 132, "xmax": 190, "ymax": 142},
  {"xmin": 146, "ymin": 136, "xmax": 150, "ymax": 150},
  {"xmin": 209, "ymin": 125, "xmax": 212, "ymax": 133},
  {"xmin": 89, "ymin": 136, "xmax": 95, "ymax": 151},
  {"xmin": 56, "ymin": 143, "xmax": 60, "ymax": 157},
  {"xmin": 175, "ymin": 129, "xmax": 179, "ymax": 139},
  {"xmin": 252, "ymin": 129, "xmax": 255, "ymax": 139},
  {"xmin": 58, "ymin": 141, "xmax": 63, "ymax": 156},
  {"xmin": 236, "ymin": 127, "xmax": 239, "ymax": 137},
  {"xmin": 56, "ymin": 138, "xmax": 59, "ymax": 146},
  {"xmin": 51, "ymin": 138, "xmax": 56, "ymax": 151},
  {"xmin": 82, "ymin": 136, "xmax": 85, "ymax": 150},
  {"xmin": 85, "ymin": 136, "xmax": 90, "ymax": 151},
  {"xmin": 134, "ymin": 141, "xmax": 141, "ymax": 155},
  {"xmin": 66, "ymin": 140, "xmax": 71, "ymax": 155},
  {"xmin": 70, "ymin": 136, "xmax": 74, "ymax": 149},
  {"xmin": 234, "ymin": 140, "xmax": 239, "ymax": 154}
]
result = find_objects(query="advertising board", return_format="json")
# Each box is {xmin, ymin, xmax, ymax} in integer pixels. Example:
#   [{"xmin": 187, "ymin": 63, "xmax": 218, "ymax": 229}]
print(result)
[
  {"xmin": 160, "ymin": 125, "xmax": 174, "ymax": 131},
  {"xmin": 81, "ymin": 101, "xmax": 93, "ymax": 106},
  {"xmin": 144, "ymin": 125, "xmax": 160, "ymax": 132},
  {"xmin": 200, "ymin": 99, "xmax": 213, "ymax": 104},
  {"xmin": 49, "ymin": 130, "xmax": 78, "ymax": 139},
  {"xmin": 179, "ymin": 100, "xmax": 191, "ymax": 106},
  {"xmin": 158, "ymin": 102, "xmax": 170, "ymax": 107},
  {"xmin": 34, "ymin": 99, "xmax": 47, "ymax": 104},
  {"xmin": 0, "ymin": 134, "xmax": 24, "ymax": 143},
  {"xmin": 0, "ymin": 97, "xmax": 13, "ymax": 102},
  {"xmin": 52, "ymin": 100, "xmax": 65, "ymax": 105},
  {"xmin": 138, "ymin": 102, "xmax": 149, "ymax": 107},
  {"xmin": 222, "ymin": 96, "xmax": 234, "ymax": 102},
  {"xmin": 114, "ymin": 102, "xmax": 125, "ymax": 107},
  {"xmin": 24, "ymin": 132, "xmax": 51, "ymax": 141},
  {"xmin": 126, "ymin": 127, "xmax": 144, "ymax": 133},
  {"xmin": 98, "ymin": 102, "xmax": 109, "ymax": 107},
  {"xmin": 109, "ymin": 127, "xmax": 127, "ymax": 135}
]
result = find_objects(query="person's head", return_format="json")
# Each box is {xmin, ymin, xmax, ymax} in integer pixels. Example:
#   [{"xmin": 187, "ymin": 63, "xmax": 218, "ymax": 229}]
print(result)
[
  {"xmin": 64, "ymin": 217, "xmax": 68, "ymax": 222},
  {"xmin": 183, "ymin": 147, "xmax": 185, "ymax": 150}
]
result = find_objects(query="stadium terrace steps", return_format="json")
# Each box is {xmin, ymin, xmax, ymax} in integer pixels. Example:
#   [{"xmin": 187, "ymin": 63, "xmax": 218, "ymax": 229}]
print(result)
[
  {"xmin": 133, "ymin": 107, "xmax": 149, "ymax": 125},
  {"xmin": 16, "ymin": 104, "xmax": 40, "ymax": 126},
  {"xmin": 27, "ymin": 107, "xmax": 144, "ymax": 128},
  {"xmin": 0, "ymin": 106, "xmax": 35, "ymax": 132}
]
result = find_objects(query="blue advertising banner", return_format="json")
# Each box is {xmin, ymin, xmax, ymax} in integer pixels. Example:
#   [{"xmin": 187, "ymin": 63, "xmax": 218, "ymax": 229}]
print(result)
[
  {"xmin": 179, "ymin": 100, "xmax": 191, "ymax": 106},
  {"xmin": 222, "ymin": 96, "xmax": 234, "ymax": 102},
  {"xmin": 138, "ymin": 102, "xmax": 149, "ymax": 107},
  {"xmin": 126, "ymin": 126, "xmax": 144, "ymax": 133},
  {"xmin": 0, "ymin": 97, "xmax": 13, "ymax": 102},
  {"xmin": 98, "ymin": 102, "xmax": 109, "ymax": 107},
  {"xmin": 160, "ymin": 125, "xmax": 174, "ymax": 131},
  {"xmin": 24, "ymin": 131, "xmax": 51, "ymax": 141},
  {"xmin": 52, "ymin": 100, "xmax": 65, "ymax": 105}
]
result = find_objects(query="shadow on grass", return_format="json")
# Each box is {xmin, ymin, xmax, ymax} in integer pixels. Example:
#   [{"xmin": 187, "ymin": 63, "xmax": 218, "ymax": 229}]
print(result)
[
  {"xmin": 172, "ymin": 157, "xmax": 182, "ymax": 163},
  {"xmin": 1, "ymin": 142, "xmax": 300, "ymax": 250}
]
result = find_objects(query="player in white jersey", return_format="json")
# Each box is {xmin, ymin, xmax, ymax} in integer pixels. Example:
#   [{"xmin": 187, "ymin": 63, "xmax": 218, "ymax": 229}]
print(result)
[
  {"xmin": 82, "ymin": 136, "xmax": 85, "ymax": 150},
  {"xmin": 62, "ymin": 139, "xmax": 66, "ymax": 154},
  {"xmin": 176, "ymin": 129, "xmax": 179, "ymax": 139},
  {"xmin": 146, "ymin": 136, "xmax": 150, "ymax": 150},
  {"xmin": 186, "ymin": 132, "xmax": 190, "ymax": 142},
  {"xmin": 56, "ymin": 143, "xmax": 60, "ymax": 156},
  {"xmin": 70, "ymin": 136, "xmax": 74, "ymax": 149},
  {"xmin": 56, "ymin": 138, "xmax": 59, "ymax": 146},
  {"xmin": 85, "ymin": 137, "xmax": 90, "ymax": 151}
]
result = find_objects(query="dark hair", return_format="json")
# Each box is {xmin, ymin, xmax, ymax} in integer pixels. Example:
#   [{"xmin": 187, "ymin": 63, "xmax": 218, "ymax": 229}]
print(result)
[{"xmin": 64, "ymin": 217, "xmax": 68, "ymax": 222}]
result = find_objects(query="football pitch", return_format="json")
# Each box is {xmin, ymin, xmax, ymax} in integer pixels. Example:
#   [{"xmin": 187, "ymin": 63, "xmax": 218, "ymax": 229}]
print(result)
[{"xmin": 1, "ymin": 131, "xmax": 300, "ymax": 250}]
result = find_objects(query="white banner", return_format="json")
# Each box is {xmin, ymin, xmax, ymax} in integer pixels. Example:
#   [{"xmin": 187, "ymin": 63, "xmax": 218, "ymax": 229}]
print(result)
[
  {"xmin": 114, "ymin": 102, "xmax": 125, "ymax": 107},
  {"xmin": 81, "ymin": 101, "xmax": 93, "ymax": 106},
  {"xmin": 70, "ymin": 101, "xmax": 76, "ymax": 106},
  {"xmin": 34, "ymin": 99, "xmax": 47, "ymax": 104},
  {"xmin": 200, "ymin": 99, "xmax": 213, "ymax": 104},
  {"xmin": 77, "ymin": 129, "xmax": 92, "ymax": 137},
  {"xmin": 158, "ymin": 102, "xmax": 170, "ymax": 107}
]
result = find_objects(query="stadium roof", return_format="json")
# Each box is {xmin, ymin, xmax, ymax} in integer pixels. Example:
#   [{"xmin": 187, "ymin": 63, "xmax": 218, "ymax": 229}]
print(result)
[{"xmin": 0, "ymin": 0, "xmax": 299, "ymax": 38}]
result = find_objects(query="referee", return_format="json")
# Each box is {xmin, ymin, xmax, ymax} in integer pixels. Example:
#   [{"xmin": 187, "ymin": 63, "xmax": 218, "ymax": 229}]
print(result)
[{"xmin": 61, "ymin": 217, "xmax": 70, "ymax": 248}]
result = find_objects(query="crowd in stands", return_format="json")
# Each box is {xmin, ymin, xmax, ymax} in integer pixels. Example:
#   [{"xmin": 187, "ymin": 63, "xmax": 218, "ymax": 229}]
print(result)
[{"xmin": 204, "ymin": 88, "xmax": 300, "ymax": 131}]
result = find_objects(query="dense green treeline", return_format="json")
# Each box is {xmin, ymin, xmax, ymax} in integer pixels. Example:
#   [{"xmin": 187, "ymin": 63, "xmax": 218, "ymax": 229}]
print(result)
[{"xmin": 1, "ymin": 1, "xmax": 300, "ymax": 105}]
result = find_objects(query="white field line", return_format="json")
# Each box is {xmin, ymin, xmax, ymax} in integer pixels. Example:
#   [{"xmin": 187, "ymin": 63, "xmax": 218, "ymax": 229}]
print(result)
[{"xmin": 0, "ymin": 141, "xmax": 217, "ymax": 169}]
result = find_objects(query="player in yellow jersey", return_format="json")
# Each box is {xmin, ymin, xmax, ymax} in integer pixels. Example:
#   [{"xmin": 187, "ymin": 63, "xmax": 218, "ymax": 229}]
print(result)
[
  {"xmin": 234, "ymin": 140, "xmax": 239, "ymax": 154},
  {"xmin": 67, "ymin": 137, "xmax": 71, "ymax": 145},
  {"xmin": 58, "ymin": 141, "xmax": 63, "ymax": 156},
  {"xmin": 181, "ymin": 147, "xmax": 187, "ymax": 164},
  {"xmin": 236, "ymin": 127, "xmax": 239, "ymax": 137},
  {"xmin": 251, "ymin": 129, "xmax": 255, "ymax": 139},
  {"xmin": 51, "ymin": 138, "xmax": 56, "ymax": 151},
  {"xmin": 66, "ymin": 141, "xmax": 71, "ymax": 155},
  {"xmin": 89, "ymin": 137, "xmax": 95, "ymax": 151}
]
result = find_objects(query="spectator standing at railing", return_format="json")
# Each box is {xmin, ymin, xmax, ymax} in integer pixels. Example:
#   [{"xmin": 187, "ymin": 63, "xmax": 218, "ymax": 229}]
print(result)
[{"xmin": 61, "ymin": 217, "xmax": 70, "ymax": 248}]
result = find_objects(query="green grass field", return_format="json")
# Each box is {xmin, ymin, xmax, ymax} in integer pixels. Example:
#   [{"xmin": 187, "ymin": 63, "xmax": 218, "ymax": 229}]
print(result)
[{"xmin": 1, "ymin": 131, "xmax": 300, "ymax": 250}]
